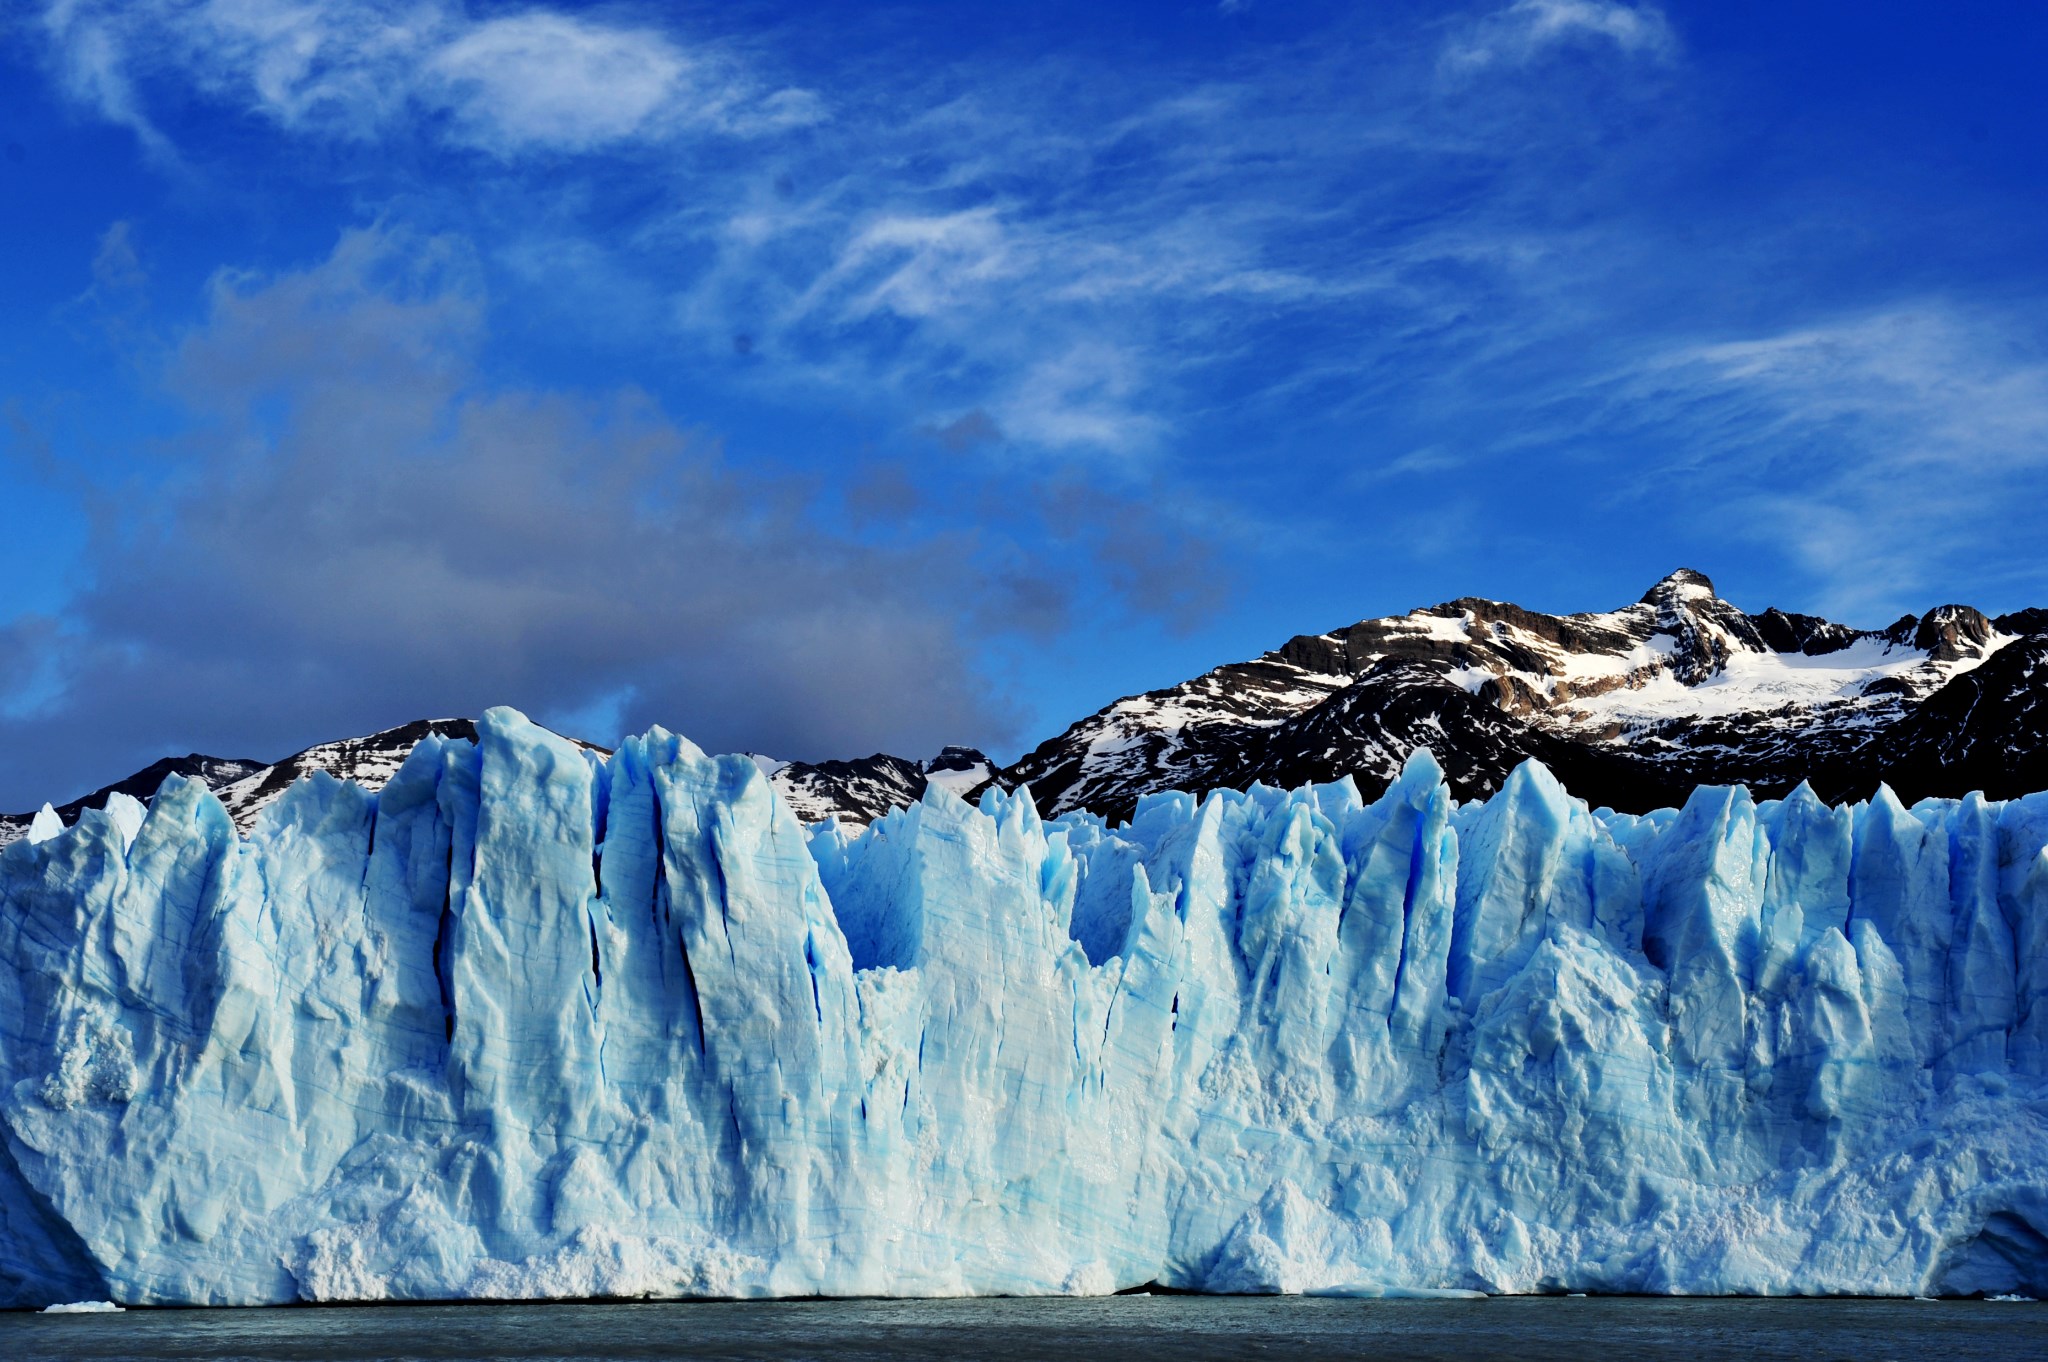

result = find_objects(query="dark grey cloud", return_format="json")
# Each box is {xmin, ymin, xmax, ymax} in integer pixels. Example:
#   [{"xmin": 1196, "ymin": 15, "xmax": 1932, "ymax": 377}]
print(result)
[
  {"xmin": 0, "ymin": 228, "xmax": 1044, "ymax": 808},
  {"xmin": 1029, "ymin": 478, "xmax": 1227, "ymax": 635},
  {"xmin": 843, "ymin": 460, "xmax": 923, "ymax": 527}
]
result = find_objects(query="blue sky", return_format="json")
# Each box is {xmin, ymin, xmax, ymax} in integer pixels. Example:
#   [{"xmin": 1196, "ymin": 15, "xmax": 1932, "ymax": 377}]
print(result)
[{"xmin": 4, "ymin": 1, "xmax": 2048, "ymax": 809}]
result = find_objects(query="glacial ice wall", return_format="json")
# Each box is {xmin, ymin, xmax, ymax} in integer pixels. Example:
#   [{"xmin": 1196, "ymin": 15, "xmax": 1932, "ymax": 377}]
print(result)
[{"xmin": 2, "ymin": 707, "xmax": 2046, "ymax": 1306}]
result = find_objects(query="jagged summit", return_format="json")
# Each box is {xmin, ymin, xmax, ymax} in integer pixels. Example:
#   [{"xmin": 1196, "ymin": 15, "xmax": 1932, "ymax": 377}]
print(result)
[
  {"xmin": 1909, "ymin": 603, "xmax": 1998, "ymax": 661},
  {"xmin": 5, "ymin": 569, "xmax": 2047, "ymax": 842},
  {"xmin": 1639, "ymin": 566, "xmax": 1717, "ymax": 603}
]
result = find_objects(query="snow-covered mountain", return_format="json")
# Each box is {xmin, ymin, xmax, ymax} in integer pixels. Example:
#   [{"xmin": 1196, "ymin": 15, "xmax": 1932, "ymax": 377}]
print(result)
[
  {"xmin": 0, "ymin": 720, "xmax": 562, "ymax": 847},
  {"xmin": 5, "ymin": 569, "xmax": 2045, "ymax": 843},
  {"xmin": 0, "ymin": 753, "xmax": 269, "ymax": 848},
  {"xmin": 212, "ymin": 719, "xmax": 500, "ymax": 832},
  {"xmin": 750, "ymin": 746, "xmax": 997, "ymax": 827},
  {"xmin": 1, "ymin": 724, "xmax": 992, "ymax": 846},
  {"xmin": 1006, "ymin": 568, "xmax": 2044, "ymax": 820}
]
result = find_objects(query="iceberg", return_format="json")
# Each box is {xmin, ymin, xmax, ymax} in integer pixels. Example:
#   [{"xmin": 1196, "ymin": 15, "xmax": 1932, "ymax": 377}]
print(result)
[{"xmin": 1, "ymin": 706, "xmax": 2045, "ymax": 1306}]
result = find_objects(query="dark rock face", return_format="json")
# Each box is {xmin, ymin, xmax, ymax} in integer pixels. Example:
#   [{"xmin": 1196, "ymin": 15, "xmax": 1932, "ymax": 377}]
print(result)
[
  {"xmin": 1753, "ymin": 608, "xmax": 1858, "ymax": 657},
  {"xmin": 8, "ymin": 571, "xmax": 2047, "ymax": 839},
  {"xmin": 1825, "ymin": 635, "xmax": 2048, "ymax": 803},
  {"xmin": 1913, "ymin": 605, "xmax": 1997, "ymax": 662},
  {"xmin": 1995, "ymin": 607, "xmax": 2048, "ymax": 637},
  {"xmin": 770, "ymin": 753, "xmax": 927, "ymax": 826},
  {"xmin": 1209, "ymin": 660, "xmax": 1696, "ymax": 812},
  {"xmin": 770, "ymin": 747, "xmax": 998, "ymax": 826},
  {"xmin": 0, "ymin": 753, "xmax": 266, "ymax": 842},
  {"xmin": 925, "ymin": 746, "xmax": 991, "ymax": 775}
]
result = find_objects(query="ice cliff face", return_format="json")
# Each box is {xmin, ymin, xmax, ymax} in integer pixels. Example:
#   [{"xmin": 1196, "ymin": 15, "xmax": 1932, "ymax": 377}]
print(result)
[{"xmin": 3, "ymin": 707, "xmax": 2046, "ymax": 1306}]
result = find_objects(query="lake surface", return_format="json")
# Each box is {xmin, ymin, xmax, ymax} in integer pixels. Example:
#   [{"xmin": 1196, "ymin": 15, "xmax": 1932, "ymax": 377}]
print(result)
[{"xmin": 5, "ymin": 1295, "xmax": 2045, "ymax": 1362}]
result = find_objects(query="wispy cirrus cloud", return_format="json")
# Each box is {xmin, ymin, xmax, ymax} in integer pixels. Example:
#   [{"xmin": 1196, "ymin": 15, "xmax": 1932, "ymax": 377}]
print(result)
[
  {"xmin": 1602, "ymin": 304, "xmax": 2048, "ymax": 615},
  {"xmin": 1442, "ymin": 0, "xmax": 1677, "ymax": 76},
  {"xmin": 30, "ymin": 1, "xmax": 1696, "ymax": 468},
  {"xmin": 424, "ymin": 11, "xmax": 693, "ymax": 151},
  {"xmin": 32, "ymin": 0, "xmax": 822, "ymax": 159},
  {"xmin": 655, "ymin": 76, "xmax": 1517, "ymax": 458}
]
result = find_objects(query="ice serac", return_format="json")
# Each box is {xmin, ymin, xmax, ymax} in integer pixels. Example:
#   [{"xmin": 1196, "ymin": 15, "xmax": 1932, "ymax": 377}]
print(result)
[{"xmin": 3, "ymin": 706, "xmax": 2048, "ymax": 1305}]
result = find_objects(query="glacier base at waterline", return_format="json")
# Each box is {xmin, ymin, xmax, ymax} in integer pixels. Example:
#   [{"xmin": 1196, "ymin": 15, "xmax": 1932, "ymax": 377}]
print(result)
[{"xmin": 3, "ymin": 707, "xmax": 2046, "ymax": 1306}]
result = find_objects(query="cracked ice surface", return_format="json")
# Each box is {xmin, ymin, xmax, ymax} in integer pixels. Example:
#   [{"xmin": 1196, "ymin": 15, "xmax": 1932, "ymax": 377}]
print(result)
[{"xmin": 2, "ymin": 707, "xmax": 2046, "ymax": 1306}]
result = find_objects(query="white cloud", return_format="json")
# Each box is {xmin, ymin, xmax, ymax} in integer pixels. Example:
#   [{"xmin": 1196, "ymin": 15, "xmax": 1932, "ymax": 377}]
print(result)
[
  {"xmin": 1618, "ymin": 306, "xmax": 2048, "ymax": 615},
  {"xmin": 35, "ymin": 0, "xmax": 178, "ymax": 157},
  {"xmin": 820, "ymin": 208, "xmax": 1020, "ymax": 323},
  {"xmin": 1652, "ymin": 308, "xmax": 2048, "ymax": 471},
  {"xmin": 424, "ymin": 12, "xmax": 689, "ymax": 152},
  {"xmin": 30, "ymin": 0, "xmax": 820, "ymax": 157},
  {"xmin": 995, "ymin": 343, "xmax": 1165, "ymax": 453},
  {"xmin": 32, "ymin": 1, "xmax": 1694, "ymax": 467},
  {"xmin": 1444, "ymin": 0, "xmax": 1677, "ymax": 74}
]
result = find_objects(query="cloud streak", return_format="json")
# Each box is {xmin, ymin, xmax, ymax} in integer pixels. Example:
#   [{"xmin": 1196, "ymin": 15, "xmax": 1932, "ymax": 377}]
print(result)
[
  {"xmin": 32, "ymin": 0, "xmax": 822, "ymax": 158},
  {"xmin": 30, "ymin": 1, "xmax": 1700, "ymax": 472},
  {"xmin": 1602, "ymin": 304, "xmax": 2048, "ymax": 615},
  {"xmin": 1442, "ymin": 1, "xmax": 1677, "ymax": 75}
]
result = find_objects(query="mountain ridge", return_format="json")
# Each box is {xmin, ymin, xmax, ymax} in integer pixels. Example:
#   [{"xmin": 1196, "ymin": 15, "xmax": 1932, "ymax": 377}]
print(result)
[{"xmin": 6, "ymin": 569, "xmax": 2045, "ymax": 844}]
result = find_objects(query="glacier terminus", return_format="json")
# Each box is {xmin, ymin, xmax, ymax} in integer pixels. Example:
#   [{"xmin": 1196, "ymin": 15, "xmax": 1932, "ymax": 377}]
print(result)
[{"xmin": 2, "ymin": 706, "xmax": 2046, "ymax": 1306}]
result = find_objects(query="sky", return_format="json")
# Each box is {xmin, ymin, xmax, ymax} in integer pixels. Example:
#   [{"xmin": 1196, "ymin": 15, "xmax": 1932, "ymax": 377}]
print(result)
[{"xmin": 3, "ymin": 1, "xmax": 2048, "ymax": 810}]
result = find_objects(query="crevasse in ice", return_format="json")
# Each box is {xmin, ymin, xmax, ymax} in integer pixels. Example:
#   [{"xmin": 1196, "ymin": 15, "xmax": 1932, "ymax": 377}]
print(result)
[{"xmin": 2, "ymin": 707, "xmax": 2045, "ymax": 1306}]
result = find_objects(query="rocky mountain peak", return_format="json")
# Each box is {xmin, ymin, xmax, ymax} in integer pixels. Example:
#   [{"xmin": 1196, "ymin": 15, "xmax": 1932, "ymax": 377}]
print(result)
[
  {"xmin": 1638, "ymin": 567, "xmax": 1718, "ymax": 605},
  {"xmin": 996, "ymin": 570, "xmax": 2048, "ymax": 822},
  {"xmin": 1912, "ymin": 604, "xmax": 1997, "ymax": 662},
  {"xmin": 1632, "ymin": 568, "xmax": 1771, "ymax": 684},
  {"xmin": 1753, "ymin": 607, "xmax": 1858, "ymax": 657},
  {"xmin": 924, "ymin": 746, "xmax": 993, "ymax": 775},
  {"xmin": 1996, "ymin": 607, "xmax": 2048, "ymax": 638}
]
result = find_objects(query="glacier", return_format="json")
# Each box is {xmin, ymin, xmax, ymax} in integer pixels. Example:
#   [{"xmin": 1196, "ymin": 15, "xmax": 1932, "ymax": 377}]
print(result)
[{"xmin": 1, "ymin": 706, "xmax": 2046, "ymax": 1307}]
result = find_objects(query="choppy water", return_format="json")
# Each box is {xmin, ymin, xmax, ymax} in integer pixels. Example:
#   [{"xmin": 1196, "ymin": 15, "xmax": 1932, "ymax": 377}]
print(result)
[{"xmin": 6, "ymin": 1295, "xmax": 2045, "ymax": 1362}]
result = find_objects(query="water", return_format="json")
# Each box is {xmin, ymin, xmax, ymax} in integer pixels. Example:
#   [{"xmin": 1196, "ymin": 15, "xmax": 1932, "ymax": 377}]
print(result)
[{"xmin": 5, "ymin": 1295, "xmax": 2044, "ymax": 1362}]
